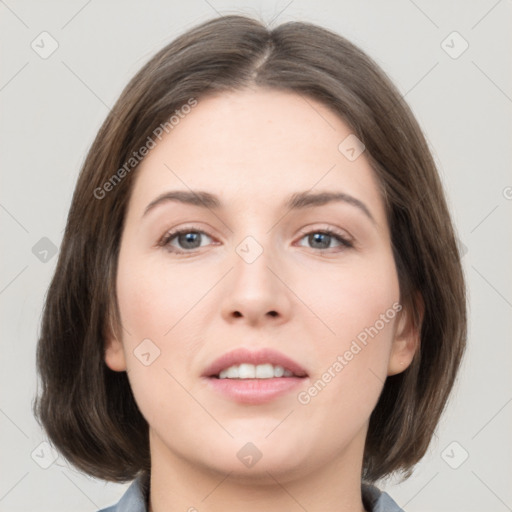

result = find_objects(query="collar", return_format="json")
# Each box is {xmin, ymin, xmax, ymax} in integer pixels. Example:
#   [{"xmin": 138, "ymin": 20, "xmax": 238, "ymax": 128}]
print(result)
[{"xmin": 101, "ymin": 473, "xmax": 404, "ymax": 512}]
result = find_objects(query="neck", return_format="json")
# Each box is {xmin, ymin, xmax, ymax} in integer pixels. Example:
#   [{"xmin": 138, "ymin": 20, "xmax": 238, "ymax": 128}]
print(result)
[{"xmin": 147, "ymin": 430, "xmax": 368, "ymax": 512}]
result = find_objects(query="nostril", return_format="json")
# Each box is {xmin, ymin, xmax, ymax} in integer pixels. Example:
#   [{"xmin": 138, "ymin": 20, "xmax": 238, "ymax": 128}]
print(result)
[{"xmin": 230, "ymin": 310, "xmax": 278, "ymax": 318}]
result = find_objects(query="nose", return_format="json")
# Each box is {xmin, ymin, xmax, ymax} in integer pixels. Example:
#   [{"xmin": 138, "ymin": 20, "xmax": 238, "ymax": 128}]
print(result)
[{"xmin": 220, "ymin": 243, "xmax": 292, "ymax": 327}]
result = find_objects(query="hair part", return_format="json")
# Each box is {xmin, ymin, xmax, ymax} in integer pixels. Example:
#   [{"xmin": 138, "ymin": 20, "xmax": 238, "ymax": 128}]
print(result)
[{"xmin": 33, "ymin": 14, "xmax": 467, "ymax": 484}]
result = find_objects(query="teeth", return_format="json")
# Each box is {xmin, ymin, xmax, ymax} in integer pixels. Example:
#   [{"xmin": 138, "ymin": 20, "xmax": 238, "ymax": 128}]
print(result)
[
  {"xmin": 218, "ymin": 363, "xmax": 294, "ymax": 379},
  {"xmin": 239, "ymin": 363, "xmax": 255, "ymax": 378},
  {"xmin": 226, "ymin": 366, "xmax": 239, "ymax": 378},
  {"xmin": 255, "ymin": 364, "xmax": 273, "ymax": 378}
]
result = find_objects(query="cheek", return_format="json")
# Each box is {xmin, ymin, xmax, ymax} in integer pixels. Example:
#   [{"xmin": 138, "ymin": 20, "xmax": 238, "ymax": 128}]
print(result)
[
  {"xmin": 298, "ymin": 250, "xmax": 400, "ymax": 343},
  {"xmin": 115, "ymin": 251, "xmax": 203, "ymax": 425},
  {"xmin": 296, "ymin": 251, "xmax": 399, "ymax": 401},
  {"xmin": 115, "ymin": 247, "xmax": 218, "ymax": 391},
  {"xmin": 116, "ymin": 247, "xmax": 214, "ymax": 341}
]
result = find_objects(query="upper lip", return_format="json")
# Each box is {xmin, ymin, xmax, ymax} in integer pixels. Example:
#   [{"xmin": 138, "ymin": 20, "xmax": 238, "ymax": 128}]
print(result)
[{"xmin": 202, "ymin": 348, "xmax": 308, "ymax": 378}]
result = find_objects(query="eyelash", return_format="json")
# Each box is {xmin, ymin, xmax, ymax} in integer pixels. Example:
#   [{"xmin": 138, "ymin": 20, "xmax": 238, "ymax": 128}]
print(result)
[{"xmin": 158, "ymin": 226, "xmax": 354, "ymax": 255}]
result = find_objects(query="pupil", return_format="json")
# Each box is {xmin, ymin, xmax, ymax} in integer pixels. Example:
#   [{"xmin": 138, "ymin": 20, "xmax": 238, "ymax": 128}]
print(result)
[
  {"xmin": 180, "ymin": 232, "xmax": 200, "ymax": 248},
  {"xmin": 310, "ymin": 233, "xmax": 330, "ymax": 249}
]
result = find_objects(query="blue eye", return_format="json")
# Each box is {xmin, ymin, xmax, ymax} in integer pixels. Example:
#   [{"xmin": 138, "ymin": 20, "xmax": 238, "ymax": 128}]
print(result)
[
  {"xmin": 297, "ymin": 229, "xmax": 353, "ymax": 251},
  {"xmin": 160, "ymin": 229, "xmax": 213, "ymax": 252},
  {"xmin": 159, "ymin": 227, "xmax": 353, "ymax": 254}
]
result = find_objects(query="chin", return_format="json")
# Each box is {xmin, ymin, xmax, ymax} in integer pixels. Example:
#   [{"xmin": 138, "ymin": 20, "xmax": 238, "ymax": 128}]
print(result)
[{"xmin": 197, "ymin": 435, "xmax": 309, "ymax": 478}]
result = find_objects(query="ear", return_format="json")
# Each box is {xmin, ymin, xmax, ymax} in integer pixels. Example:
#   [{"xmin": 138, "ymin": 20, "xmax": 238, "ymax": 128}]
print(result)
[
  {"xmin": 104, "ymin": 321, "xmax": 127, "ymax": 372},
  {"xmin": 387, "ymin": 293, "xmax": 424, "ymax": 376}
]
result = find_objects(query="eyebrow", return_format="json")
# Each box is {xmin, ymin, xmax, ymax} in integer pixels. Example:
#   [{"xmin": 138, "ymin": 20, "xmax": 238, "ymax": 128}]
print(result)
[{"xmin": 143, "ymin": 190, "xmax": 376, "ymax": 224}]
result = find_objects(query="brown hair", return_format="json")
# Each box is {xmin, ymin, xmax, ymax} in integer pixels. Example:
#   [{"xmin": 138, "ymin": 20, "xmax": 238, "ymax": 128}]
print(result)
[{"xmin": 33, "ymin": 14, "xmax": 466, "ymax": 484}]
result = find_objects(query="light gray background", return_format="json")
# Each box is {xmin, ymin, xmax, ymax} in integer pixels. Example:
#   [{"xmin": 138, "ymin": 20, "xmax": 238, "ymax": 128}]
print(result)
[{"xmin": 1, "ymin": 1, "xmax": 511, "ymax": 511}]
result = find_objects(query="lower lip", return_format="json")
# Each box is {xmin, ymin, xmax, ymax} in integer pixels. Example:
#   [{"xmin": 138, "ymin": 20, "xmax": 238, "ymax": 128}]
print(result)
[{"xmin": 205, "ymin": 377, "xmax": 306, "ymax": 404}]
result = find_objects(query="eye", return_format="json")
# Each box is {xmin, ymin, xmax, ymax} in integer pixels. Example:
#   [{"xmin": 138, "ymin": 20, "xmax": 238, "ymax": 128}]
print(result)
[
  {"xmin": 158, "ymin": 226, "xmax": 353, "ymax": 254},
  {"xmin": 296, "ymin": 228, "xmax": 353, "ymax": 251},
  {"xmin": 159, "ymin": 228, "xmax": 214, "ymax": 253}
]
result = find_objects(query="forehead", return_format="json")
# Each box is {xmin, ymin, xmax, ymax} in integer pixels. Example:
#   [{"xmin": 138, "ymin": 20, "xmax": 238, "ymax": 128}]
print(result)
[{"xmin": 127, "ymin": 88, "xmax": 387, "ymax": 226}]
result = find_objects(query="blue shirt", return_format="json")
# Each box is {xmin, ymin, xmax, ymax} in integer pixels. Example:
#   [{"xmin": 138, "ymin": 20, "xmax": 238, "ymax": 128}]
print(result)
[{"xmin": 98, "ymin": 473, "xmax": 405, "ymax": 512}]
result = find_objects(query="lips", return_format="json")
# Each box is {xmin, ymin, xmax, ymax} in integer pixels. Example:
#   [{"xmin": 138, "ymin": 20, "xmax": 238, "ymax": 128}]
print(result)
[{"xmin": 202, "ymin": 347, "xmax": 308, "ymax": 378}]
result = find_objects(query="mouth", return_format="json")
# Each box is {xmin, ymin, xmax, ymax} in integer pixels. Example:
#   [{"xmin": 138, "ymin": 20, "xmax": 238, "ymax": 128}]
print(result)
[
  {"xmin": 202, "ymin": 347, "xmax": 308, "ymax": 379},
  {"xmin": 213, "ymin": 363, "xmax": 299, "ymax": 379},
  {"xmin": 202, "ymin": 348, "xmax": 308, "ymax": 404}
]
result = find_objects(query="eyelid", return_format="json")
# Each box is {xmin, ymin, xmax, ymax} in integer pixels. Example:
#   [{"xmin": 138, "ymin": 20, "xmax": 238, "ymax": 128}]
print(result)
[
  {"xmin": 158, "ymin": 222, "xmax": 355, "ymax": 255},
  {"xmin": 295, "ymin": 225, "xmax": 355, "ymax": 250},
  {"xmin": 296, "ymin": 224, "xmax": 354, "ymax": 242},
  {"xmin": 157, "ymin": 225, "xmax": 216, "ymax": 250}
]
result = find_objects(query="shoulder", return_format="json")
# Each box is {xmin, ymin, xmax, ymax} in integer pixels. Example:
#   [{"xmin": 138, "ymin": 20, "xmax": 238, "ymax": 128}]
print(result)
[
  {"xmin": 362, "ymin": 483, "xmax": 405, "ymax": 512},
  {"xmin": 97, "ymin": 473, "xmax": 149, "ymax": 512}
]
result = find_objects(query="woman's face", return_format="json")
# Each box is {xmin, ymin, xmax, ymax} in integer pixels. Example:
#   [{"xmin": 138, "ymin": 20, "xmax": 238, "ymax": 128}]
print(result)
[{"xmin": 105, "ymin": 88, "xmax": 417, "ymax": 482}]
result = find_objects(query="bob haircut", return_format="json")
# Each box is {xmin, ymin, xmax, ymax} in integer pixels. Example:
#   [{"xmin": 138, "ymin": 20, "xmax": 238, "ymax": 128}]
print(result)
[{"xmin": 33, "ymin": 14, "xmax": 467, "ymax": 485}]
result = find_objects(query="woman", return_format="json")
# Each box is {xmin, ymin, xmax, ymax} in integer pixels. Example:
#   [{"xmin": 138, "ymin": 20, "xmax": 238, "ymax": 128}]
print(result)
[{"xmin": 33, "ymin": 14, "xmax": 467, "ymax": 512}]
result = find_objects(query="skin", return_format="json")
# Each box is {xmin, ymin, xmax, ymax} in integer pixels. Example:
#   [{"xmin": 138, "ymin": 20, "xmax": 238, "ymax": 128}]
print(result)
[{"xmin": 105, "ymin": 88, "xmax": 419, "ymax": 512}]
